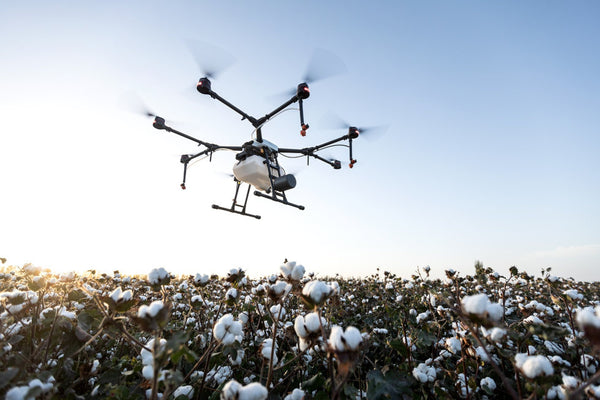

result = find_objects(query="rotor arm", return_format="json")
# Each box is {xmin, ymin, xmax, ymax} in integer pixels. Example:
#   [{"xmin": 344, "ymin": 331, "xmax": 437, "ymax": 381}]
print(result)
[{"xmin": 279, "ymin": 130, "xmax": 358, "ymax": 168}]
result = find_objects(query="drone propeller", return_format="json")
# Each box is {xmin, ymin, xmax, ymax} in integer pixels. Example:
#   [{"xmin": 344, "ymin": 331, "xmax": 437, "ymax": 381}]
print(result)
[
  {"xmin": 272, "ymin": 48, "xmax": 347, "ymax": 100},
  {"xmin": 302, "ymin": 48, "xmax": 347, "ymax": 85},
  {"xmin": 186, "ymin": 39, "xmax": 236, "ymax": 80},
  {"xmin": 323, "ymin": 114, "xmax": 388, "ymax": 140}
]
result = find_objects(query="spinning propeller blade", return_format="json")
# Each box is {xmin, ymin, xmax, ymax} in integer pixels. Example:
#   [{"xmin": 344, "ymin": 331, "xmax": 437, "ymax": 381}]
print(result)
[
  {"xmin": 302, "ymin": 48, "xmax": 347, "ymax": 85},
  {"xmin": 271, "ymin": 48, "xmax": 347, "ymax": 100},
  {"xmin": 323, "ymin": 114, "xmax": 388, "ymax": 140},
  {"xmin": 185, "ymin": 39, "xmax": 236, "ymax": 79}
]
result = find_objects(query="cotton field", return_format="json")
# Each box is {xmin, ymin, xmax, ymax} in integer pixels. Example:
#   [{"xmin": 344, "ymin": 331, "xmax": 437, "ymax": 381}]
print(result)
[{"xmin": 2, "ymin": 259, "xmax": 600, "ymax": 399}]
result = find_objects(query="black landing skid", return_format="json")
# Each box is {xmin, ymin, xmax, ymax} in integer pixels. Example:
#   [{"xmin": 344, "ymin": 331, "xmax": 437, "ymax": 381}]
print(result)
[
  {"xmin": 253, "ymin": 190, "xmax": 305, "ymax": 210},
  {"xmin": 212, "ymin": 179, "xmax": 261, "ymax": 220}
]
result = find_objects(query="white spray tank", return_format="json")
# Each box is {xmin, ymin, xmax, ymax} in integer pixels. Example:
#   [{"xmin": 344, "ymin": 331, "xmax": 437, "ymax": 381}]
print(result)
[{"xmin": 232, "ymin": 140, "xmax": 283, "ymax": 191}]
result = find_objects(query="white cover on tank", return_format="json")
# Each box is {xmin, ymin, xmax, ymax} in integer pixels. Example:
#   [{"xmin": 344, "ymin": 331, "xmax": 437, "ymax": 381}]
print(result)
[{"xmin": 233, "ymin": 155, "xmax": 278, "ymax": 191}]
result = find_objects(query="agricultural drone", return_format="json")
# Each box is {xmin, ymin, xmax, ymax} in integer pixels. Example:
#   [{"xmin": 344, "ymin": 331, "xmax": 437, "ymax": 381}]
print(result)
[{"xmin": 147, "ymin": 51, "xmax": 373, "ymax": 219}]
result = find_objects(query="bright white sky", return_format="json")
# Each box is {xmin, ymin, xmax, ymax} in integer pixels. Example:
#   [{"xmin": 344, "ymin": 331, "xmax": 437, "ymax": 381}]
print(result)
[{"xmin": 1, "ymin": 1, "xmax": 599, "ymax": 281}]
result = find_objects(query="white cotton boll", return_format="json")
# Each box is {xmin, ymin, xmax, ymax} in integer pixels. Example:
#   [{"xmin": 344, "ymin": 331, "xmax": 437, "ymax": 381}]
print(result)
[
  {"xmin": 137, "ymin": 301, "xmax": 165, "ymax": 319},
  {"xmin": 564, "ymin": 289, "xmax": 583, "ymax": 301},
  {"xmin": 302, "ymin": 281, "xmax": 333, "ymax": 305},
  {"xmin": 476, "ymin": 346, "xmax": 490, "ymax": 362},
  {"xmin": 142, "ymin": 365, "xmax": 154, "ymax": 380},
  {"xmin": 562, "ymin": 375, "xmax": 579, "ymax": 389},
  {"xmin": 280, "ymin": 262, "xmax": 294, "ymax": 278},
  {"xmin": 329, "ymin": 281, "xmax": 340, "ymax": 295},
  {"xmin": 91, "ymin": 359, "xmax": 100, "ymax": 374},
  {"xmin": 213, "ymin": 321, "xmax": 226, "ymax": 341},
  {"xmin": 576, "ymin": 307, "xmax": 600, "ymax": 329},
  {"xmin": 291, "ymin": 265, "xmax": 305, "ymax": 281},
  {"xmin": 546, "ymin": 385, "xmax": 565, "ymax": 400},
  {"xmin": 462, "ymin": 293, "xmax": 503, "ymax": 322},
  {"xmin": 226, "ymin": 288, "xmax": 238, "ymax": 301},
  {"xmin": 229, "ymin": 320, "xmax": 242, "ymax": 337},
  {"xmin": 343, "ymin": 326, "xmax": 362, "ymax": 350},
  {"xmin": 416, "ymin": 311, "xmax": 430, "ymax": 324},
  {"xmin": 173, "ymin": 385, "xmax": 194, "ymax": 398},
  {"xmin": 121, "ymin": 290, "xmax": 133, "ymax": 302},
  {"xmin": 283, "ymin": 388, "xmax": 305, "ymax": 400},
  {"xmin": 329, "ymin": 326, "xmax": 362, "ymax": 352},
  {"xmin": 5, "ymin": 386, "xmax": 30, "ymax": 400},
  {"xmin": 524, "ymin": 315, "xmax": 544, "ymax": 325},
  {"xmin": 270, "ymin": 305, "xmax": 286, "ymax": 319},
  {"xmin": 412, "ymin": 362, "xmax": 436, "ymax": 383},
  {"xmin": 486, "ymin": 327, "xmax": 507, "ymax": 342},
  {"xmin": 110, "ymin": 287, "xmax": 123, "ymax": 303},
  {"xmin": 238, "ymin": 382, "xmax": 268, "ymax": 400},
  {"xmin": 486, "ymin": 303, "xmax": 503, "ymax": 321},
  {"xmin": 304, "ymin": 312, "xmax": 322, "ymax": 333},
  {"xmin": 329, "ymin": 326, "xmax": 345, "ymax": 351},
  {"xmin": 261, "ymin": 339, "xmax": 278, "ymax": 364},
  {"xmin": 147, "ymin": 301, "xmax": 165, "ymax": 317},
  {"xmin": 481, "ymin": 377, "xmax": 496, "ymax": 392},
  {"xmin": 581, "ymin": 354, "xmax": 597, "ymax": 374},
  {"xmin": 294, "ymin": 316, "xmax": 309, "ymax": 338},
  {"xmin": 445, "ymin": 337, "xmax": 461, "ymax": 354},
  {"xmin": 148, "ymin": 267, "xmax": 169, "ymax": 284},
  {"xmin": 515, "ymin": 353, "xmax": 554, "ymax": 378}
]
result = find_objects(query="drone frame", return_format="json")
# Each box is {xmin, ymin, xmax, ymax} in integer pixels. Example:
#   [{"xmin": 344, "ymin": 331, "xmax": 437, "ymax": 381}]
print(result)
[{"xmin": 151, "ymin": 77, "xmax": 360, "ymax": 218}]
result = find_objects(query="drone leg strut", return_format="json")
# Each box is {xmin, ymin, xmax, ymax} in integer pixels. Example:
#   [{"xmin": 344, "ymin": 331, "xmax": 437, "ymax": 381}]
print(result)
[{"xmin": 212, "ymin": 180, "xmax": 261, "ymax": 219}]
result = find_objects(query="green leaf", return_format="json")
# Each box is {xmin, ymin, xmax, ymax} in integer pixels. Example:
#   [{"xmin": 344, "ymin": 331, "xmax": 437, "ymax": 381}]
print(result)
[
  {"xmin": 0, "ymin": 367, "xmax": 19, "ymax": 390},
  {"xmin": 389, "ymin": 337, "xmax": 409, "ymax": 358},
  {"xmin": 68, "ymin": 289, "xmax": 87, "ymax": 302},
  {"xmin": 302, "ymin": 372, "xmax": 326, "ymax": 392},
  {"xmin": 367, "ymin": 369, "xmax": 411, "ymax": 400}
]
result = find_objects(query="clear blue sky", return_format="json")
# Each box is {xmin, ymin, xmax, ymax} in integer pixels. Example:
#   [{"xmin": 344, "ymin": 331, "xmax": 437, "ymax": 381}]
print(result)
[{"xmin": 1, "ymin": 1, "xmax": 599, "ymax": 280}]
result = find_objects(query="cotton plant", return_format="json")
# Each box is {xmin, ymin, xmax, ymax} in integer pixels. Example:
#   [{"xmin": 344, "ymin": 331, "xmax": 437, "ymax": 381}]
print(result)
[
  {"xmin": 148, "ymin": 267, "xmax": 170, "ymax": 287},
  {"xmin": 134, "ymin": 300, "xmax": 171, "ymax": 332},
  {"xmin": 294, "ymin": 312, "xmax": 326, "ymax": 351},
  {"xmin": 102, "ymin": 286, "xmax": 135, "ymax": 312},
  {"xmin": 280, "ymin": 261, "xmax": 305, "ymax": 282},
  {"xmin": 213, "ymin": 313, "xmax": 243, "ymax": 346},
  {"xmin": 301, "ymin": 280, "xmax": 333, "ymax": 308},
  {"xmin": 266, "ymin": 280, "xmax": 292, "ymax": 303}
]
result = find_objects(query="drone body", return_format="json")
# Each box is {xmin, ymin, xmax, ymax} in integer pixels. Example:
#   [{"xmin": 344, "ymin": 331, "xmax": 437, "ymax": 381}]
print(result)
[{"xmin": 150, "ymin": 74, "xmax": 363, "ymax": 219}]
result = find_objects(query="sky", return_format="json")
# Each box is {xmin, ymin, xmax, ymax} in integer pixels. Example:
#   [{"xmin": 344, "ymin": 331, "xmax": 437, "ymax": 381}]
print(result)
[{"xmin": 1, "ymin": 1, "xmax": 599, "ymax": 281}]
